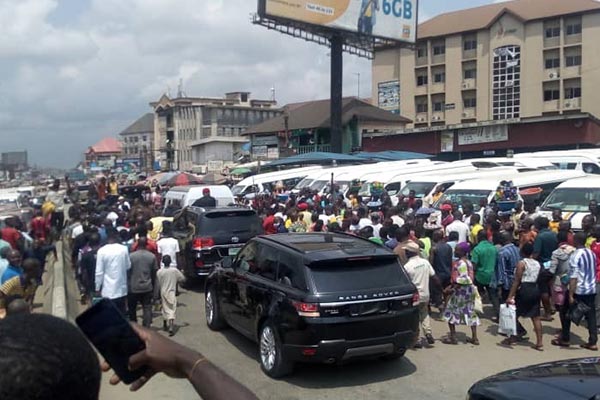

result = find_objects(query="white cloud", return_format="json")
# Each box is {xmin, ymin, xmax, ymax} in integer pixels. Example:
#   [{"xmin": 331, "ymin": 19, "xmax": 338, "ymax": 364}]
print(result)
[{"xmin": 0, "ymin": 0, "xmax": 372, "ymax": 167}]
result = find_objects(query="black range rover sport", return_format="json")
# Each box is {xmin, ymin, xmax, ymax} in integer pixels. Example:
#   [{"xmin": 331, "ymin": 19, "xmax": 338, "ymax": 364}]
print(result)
[{"xmin": 204, "ymin": 233, "xmax": 419, "ymax": 378}]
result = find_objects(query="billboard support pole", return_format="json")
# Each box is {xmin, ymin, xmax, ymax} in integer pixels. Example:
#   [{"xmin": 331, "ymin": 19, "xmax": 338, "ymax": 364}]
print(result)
[{"xmin": 330, "ymin": 34, "xmax": 343, "ymax": 154}]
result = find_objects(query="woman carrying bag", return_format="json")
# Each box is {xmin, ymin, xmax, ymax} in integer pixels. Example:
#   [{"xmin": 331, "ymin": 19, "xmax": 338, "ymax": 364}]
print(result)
[{"xmin": 503, "ymin": 243, "xmax": 544, "ymax": 351}]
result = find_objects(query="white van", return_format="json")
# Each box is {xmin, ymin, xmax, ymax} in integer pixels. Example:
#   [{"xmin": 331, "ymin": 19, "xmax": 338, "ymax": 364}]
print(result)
[
  {"xmin": 464, "ymin": 157, "xmax": 557, "ymax": 171},
  {"xmin": 538, "ymin": 175, "xmax": 600, "ymax": 230},
  {"xmin": 163, "ymin": 185, "xmax": 235, "ymax": 214},
  {"xmin": 231, "ymin": 166, "xmax": 323, "ymax": 197},
  {"xmin": 399, "ymin": 167, "xmax": 523, "ymax": 201},
  {"xmin": 515, "ymin": 151, "xmax": 600, "ymax": 174},
  {"xmin": 435, "ymin": 169, "xmax": 587, "ymax": 211}
]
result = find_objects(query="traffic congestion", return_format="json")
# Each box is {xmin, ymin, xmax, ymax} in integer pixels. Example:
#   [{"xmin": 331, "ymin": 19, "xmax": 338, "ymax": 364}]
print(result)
[{"xmin": 1, "ymin": 149, "xmax": 600, "ymax": 398}]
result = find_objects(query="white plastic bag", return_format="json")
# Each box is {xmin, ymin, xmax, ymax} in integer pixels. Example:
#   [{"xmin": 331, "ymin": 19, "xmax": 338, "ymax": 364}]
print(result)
[
  {"xmin": 473, "ymin": 287, "xmax": 483, "ymax": 314},
  {"xmin": 498, "ymin": 304, "xmax": 517, "ymax": 336}
]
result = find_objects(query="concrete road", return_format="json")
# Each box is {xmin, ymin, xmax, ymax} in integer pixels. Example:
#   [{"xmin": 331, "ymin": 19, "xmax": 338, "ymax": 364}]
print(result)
[{"xmin": 99, "ymin": 284, "xmax": 598, "ymax": 400}]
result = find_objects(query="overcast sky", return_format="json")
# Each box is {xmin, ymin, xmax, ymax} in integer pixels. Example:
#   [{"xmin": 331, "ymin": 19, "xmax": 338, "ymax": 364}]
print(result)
[{"xmin": 1, "ymin": 0, "xmax": 504, "ymax": 168}]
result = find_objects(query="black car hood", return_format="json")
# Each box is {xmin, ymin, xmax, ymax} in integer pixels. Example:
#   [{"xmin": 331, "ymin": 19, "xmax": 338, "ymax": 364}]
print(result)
[{"xmin": 469, "ymin": 357, "xmax": 600, "ymax": 400}]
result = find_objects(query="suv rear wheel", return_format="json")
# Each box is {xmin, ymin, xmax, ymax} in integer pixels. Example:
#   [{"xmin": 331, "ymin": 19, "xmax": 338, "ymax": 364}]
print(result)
[
  {"xmin": 205, "ymin": 286, "xmax": 226, "ymax": 330},
  {"xmin": 259, "ymin": 320, "xmax": 293, "ymax": 378}
]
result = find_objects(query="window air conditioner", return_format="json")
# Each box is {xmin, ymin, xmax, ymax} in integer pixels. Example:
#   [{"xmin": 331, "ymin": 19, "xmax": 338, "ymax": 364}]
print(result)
[{"xmin": 564, "ymin": 102, "xmax": 572, "ymax": 109}]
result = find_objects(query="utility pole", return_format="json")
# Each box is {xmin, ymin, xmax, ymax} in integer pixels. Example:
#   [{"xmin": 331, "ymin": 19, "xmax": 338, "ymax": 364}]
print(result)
[
  {"xmin": 330, "ymin": 34, "xmax": 343, "ymax": 154},
  {"xmin": 354, "ymin": 72, "xmax": 360, "ymax": 99}
]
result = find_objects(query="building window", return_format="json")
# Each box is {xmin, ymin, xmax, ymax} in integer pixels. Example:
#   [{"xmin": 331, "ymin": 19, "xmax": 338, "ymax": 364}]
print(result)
[
  {"xmin": 143, "ymin": 135, "xmax": 147, "ymax": 141},
  {"xmin": 464, "ymin": 69, "xmax": 477, "ymax": 80},
  {"xmin": 463, "ymin": 98, "xmax": 477, "ymax": 108},
  {"xmin": 433, "ymin": 44, "xmax": 446, "ymax": 56},
  {"xmin": 416, "ymin": 47, "xmax": 426, "ymax": 58},
  {"xmin": 545, "ymin": 58, "xmax": 560, "ymax": 69},
  {"xmin": 565, "ymin": 87, "xmax": 582, "ymax": 99},
  {"xmin": 544, "ymin": 89, "xmax": 560, "ymax": 101},
  {"xmin": 433, "ymin": 72, "xmax": 445, "ymax": 83},
  {"xmin": 416, "ymin": 103, "xmax": 428, "ymax": 113},
  {"xmin": 433, "ymin": 101, "xmax": 445, "ymax": 112},
  {"xmin": 416, "ymin": 75, "xmax": 428, "ymax": 86},
  {"xmin": 565, "ymin": 55, "xmax": 582, "ymax": 67},
  {"xmin": 566, "ymin": 23, "xmax": 582, "ymax": 35},
  {"xmin": 492, "ymin": 45, "xmax": 521, "ymax": 120},
  {"xmin": 463, "ymin": 39, "xmax": 477, "ymax": 51},
  {"xmin": 545, "ymin": 26, "xmax": 560, "ymax": 38}
]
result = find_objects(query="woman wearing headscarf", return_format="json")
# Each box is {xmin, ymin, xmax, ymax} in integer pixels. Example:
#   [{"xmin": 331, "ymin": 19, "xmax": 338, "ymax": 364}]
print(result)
[{"xmin": 442, "ymin": 242, "xmax": 480, "ymax": 345}]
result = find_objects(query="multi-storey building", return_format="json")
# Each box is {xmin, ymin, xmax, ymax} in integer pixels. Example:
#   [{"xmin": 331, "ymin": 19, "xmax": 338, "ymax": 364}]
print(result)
[
  {"xmin": 370, "ymin": 0, "xmax": 600, "ymax": 158},
  {"xmin": 118, "ymin": 113, "xmax": 155, "ymax": 172},
  {"xmin": 151, "ymin": 92, "xmax": 280, "ymax": 171}
]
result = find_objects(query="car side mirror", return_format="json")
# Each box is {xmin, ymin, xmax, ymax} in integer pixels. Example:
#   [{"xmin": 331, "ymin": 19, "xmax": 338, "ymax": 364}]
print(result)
[{"xmin": 221, "ymin": 256, "xmax": 234, "ymax": 269}]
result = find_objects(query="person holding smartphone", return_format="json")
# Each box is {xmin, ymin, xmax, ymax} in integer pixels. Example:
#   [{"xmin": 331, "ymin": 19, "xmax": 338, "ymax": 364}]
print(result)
[{"xmin": 0, "ymin": 313, "xmax": 259, "ymax": 400}]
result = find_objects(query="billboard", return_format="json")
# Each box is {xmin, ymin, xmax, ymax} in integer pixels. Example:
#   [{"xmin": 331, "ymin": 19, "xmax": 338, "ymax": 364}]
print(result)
[
  {"xmin": 378, "ymin": 80, "xmax": 400, "ymax": 114},
  {"xmin": 261, "ymin": 0, "xmax": 417, "ymax": 43},
  {"xmin": 1, "ymin": 151, "xmax": 28, "ymax": 168}
]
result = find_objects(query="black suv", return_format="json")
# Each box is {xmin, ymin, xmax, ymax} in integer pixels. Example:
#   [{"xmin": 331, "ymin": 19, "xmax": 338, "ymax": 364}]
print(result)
[
  {"xmin": 204, "ymin": 233, "xmax": 419, "ymax": 378},
  {"xmin": 172, "ymin": 206, "xmax": 263, "ymax": 278}
]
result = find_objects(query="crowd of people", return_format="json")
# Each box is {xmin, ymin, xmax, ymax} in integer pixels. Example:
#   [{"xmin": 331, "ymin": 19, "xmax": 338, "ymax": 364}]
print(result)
[{"xmin": 255, "ymin": 187, "xmax": 600, "ymax": 351}]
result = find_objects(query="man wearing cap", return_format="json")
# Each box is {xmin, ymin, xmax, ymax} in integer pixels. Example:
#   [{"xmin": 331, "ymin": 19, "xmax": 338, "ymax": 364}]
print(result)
[
  {"xmin": 192, "ymin": 188, "xmax": 217, "ymax": 208},
  {"xmin": 402, "ymin": 241, "xmax": 437, "ymax": 347}
]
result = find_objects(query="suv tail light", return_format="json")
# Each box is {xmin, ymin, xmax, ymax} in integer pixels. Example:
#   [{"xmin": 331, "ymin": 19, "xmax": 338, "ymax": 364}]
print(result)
[
  {"xmin": 192, "ymin": 237, "xmax": 215, "ymax": 250},
  {"xmin": 292, "ymin": 301, "xmax": 320, "ymax": 317},
  {"xmin": 412, "ymin": 292, "xmax": 420, "ymax": 306}
]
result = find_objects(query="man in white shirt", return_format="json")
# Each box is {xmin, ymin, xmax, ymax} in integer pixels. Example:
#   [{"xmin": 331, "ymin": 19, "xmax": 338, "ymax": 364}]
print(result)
[
  {"xmin": 157, "ymin": 232, "xmax": 180, "ymax": 268},
  {"xmin": 445, "ymin": 211, "xmax": 470, "ymax": 243},
  {"xmin": 370, "ymin": 213, "xmax": 383, "ymax": 238},
  {"xmin": 357, "ymin": 207, "xmax": 372, "ymax": 230},
  {"xmin": 95, "ymin": 229, "xmax": 131, "ymax": 314}
]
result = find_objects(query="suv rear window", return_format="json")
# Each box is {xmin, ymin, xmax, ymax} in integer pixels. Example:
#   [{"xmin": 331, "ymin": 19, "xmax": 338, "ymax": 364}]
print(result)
[
  {"xmin": 200, "ymin": 210, "xmax": 262, "ymax": 234},
  {"xmin": 308, "ymin": 257, "xmax": 410, "ymax": 293}
]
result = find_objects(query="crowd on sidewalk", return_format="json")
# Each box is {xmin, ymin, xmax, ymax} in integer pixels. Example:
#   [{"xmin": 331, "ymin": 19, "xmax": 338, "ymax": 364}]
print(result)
[{"xmin": 253, "ymin": 187, "xmax": 600, "ymax": 351}]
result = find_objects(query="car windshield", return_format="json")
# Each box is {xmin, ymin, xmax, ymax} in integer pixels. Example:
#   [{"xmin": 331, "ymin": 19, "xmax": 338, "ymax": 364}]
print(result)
[
  {"xmin": 309, "ymin": 180, "xmax": 328, "ymax": 191},
  {"xmin": 231, "ymin": 185, "xmax": 244, "ymax": 196},
  {"xmin": 308, "ymin": 257, "xmax": 410, "ymax": 293},
  {"xmin": 201, "ymin": 211, "xmax": 263, "ymax": 234},
  {"xmin": 435, "ymin": 190, "xmax": 491, "ymax": 210},
  {"xmin": 541, "ymin": 188, "xmax": 600, "ymax": 212},
  {"xmin": 294, "ymin": 177, "xmax": 313, "ymax": 190},
  {"xmin": 401, "ymin": 181, "xmax": 436, "ymax": 198}
]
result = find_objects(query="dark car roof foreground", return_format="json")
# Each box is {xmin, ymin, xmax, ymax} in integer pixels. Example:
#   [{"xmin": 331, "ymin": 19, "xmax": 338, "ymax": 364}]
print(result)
[
  {"xmin": 260, "ymin": 233, "xmax": 395, "ymax": 265},
  {"xmin": 468, "ymin": 357, "xmax": 600, "ymax": 400}
]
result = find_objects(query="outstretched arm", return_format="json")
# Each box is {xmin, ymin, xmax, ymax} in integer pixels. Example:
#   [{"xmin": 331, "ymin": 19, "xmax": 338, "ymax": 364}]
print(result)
[{"xmin": 103, "ymin": 324, "xmax": 259, "ymax": 400}]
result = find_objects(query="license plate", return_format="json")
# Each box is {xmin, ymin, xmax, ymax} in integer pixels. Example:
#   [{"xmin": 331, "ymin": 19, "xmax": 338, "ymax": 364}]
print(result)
[
  {"xmin": 349, "ymin": 302, "xmax": 389, "ymax": 317},
  {"xmin": 228, "ymin": 248, "xmax": 240, "ymax": 256}
]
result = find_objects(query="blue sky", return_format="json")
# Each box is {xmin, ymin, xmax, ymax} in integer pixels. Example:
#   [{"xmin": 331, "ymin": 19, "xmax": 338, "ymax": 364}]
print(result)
[{"xmin": 1, "ymin": 0, "xmax": 507, "ymax": 168}]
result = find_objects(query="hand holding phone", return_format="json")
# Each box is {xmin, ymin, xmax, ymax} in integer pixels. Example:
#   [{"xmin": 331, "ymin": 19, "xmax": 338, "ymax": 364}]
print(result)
[{"xmin": 76, "ymin": 299, "xmax": 148, "ymax": 384}]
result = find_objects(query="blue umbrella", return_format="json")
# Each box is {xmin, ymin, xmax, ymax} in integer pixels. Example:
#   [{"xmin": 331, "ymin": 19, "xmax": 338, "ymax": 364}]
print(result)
[{"xmin": 415, "ymin": 207, "xmax": 436, "ymax": 215}]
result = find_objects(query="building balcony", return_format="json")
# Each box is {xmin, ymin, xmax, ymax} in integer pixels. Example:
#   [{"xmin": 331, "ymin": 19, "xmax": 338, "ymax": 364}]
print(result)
[
  {"xmin": 461, "ymin": 108, "xmax": 476, "ymax": 119},
  {"xmin": 296, "ymin": 144, "xmax": 331, "ymax": 154},
  {"xmin": 564, "ymin": 34, "xmax": 582, "ymax": 46},
  {"xmin": 544, "ymin": 36, "xmax": 560, "ymax": 48},
  {"xmin": 431, "ymin": 54, "xmax": 446, "ymax": 65},
  {"xmin": 462, "ymin": 49, "xmax": 477, "ymax": 60},
  {"xmin": 562, "ymin": 65, "xmax": 581, "ymax": 79},
  {"xmin": 431, "ymin": 82, "xmax": 446, "ymax": 94},
  {"xmin": 462, "ymin": 79, "xmax": 476, "ymax": 90},
  {"xmin": 543, "ymin": 100, "xmax": 560, "ymax": 112},
  {"xmin": 415, "ymin": 85, "xmax": 428, "ymax": 96},
  {"xmin": 415, "ymin": 57, "xmax": 428, "ymax": 67},
  {"xmin": 415, "ymin": 113, "xmax": 429, "ymax": 124},
  {"xmin": 431, "ymin": 112, "xmax": 445, "ymax": 122},
  {"xmin": 563, "ymin": 97, "xmax": 581, "ymax": 110}
]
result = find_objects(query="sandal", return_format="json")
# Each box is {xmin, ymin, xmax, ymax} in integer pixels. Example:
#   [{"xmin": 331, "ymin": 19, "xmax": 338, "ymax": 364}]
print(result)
[
  {"xmin": 551, "ymin": 338, "xmax": 570, "ymax": 347},
  {"xmin": 580, "ymin": 344, "xmax": 599, "ymax": 351},
  {"xmin": 441, "ymin": 336, "xmax": 458, "ymax": 345},
  {"xmin": 466, "ymin": 337, "xmax": 480, "ymax": 346},
  {"xmin": 500, "ymin": 337, "xmax": 517, "ymax": 346},
  {"xmin": 532, "ymin": 344, "xmax": 544, "ymax": 352}
]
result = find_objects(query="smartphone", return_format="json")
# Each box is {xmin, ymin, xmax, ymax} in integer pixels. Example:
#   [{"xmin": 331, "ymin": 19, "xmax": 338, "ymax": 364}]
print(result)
[{"xmin": 76, "ymin": 298, "xmax": 148, "ymax": 384}]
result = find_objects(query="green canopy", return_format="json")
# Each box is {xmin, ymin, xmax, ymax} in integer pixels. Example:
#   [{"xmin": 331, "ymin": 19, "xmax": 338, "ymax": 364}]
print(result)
[{"xmin": 231, "ymin": 167, "xmax": 252, "ymax": 175}]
